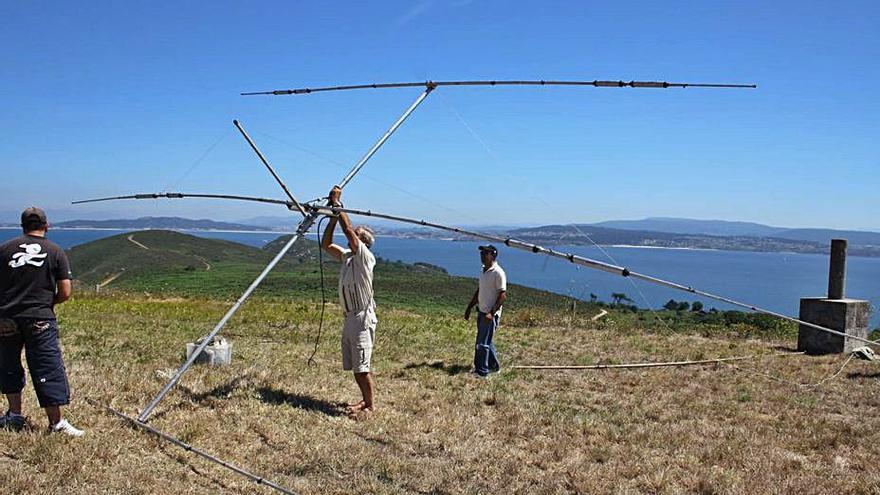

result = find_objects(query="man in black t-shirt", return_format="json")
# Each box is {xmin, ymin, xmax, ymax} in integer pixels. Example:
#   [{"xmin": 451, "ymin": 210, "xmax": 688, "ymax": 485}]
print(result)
[{"xmin": 0, "ymin": 207, "xmax": 83, "ymax": 436}]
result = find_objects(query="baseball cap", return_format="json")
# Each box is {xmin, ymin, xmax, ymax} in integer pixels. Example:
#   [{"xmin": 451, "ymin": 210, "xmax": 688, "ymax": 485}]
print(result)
[
  {"xmin": 478, "ymin": 245, "xmax": 498, "ymax": 256},
  {"xmin": 21, "ymin": 207, "xmax": 48, "ymax": 226}
]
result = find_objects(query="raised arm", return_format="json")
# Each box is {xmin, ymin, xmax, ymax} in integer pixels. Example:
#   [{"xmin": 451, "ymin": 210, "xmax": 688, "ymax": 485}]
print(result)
[
  {"xmin": 328, "ymin": 186, "xmax": 361, "ymax": 255},
  {"xmin": 321, "ymin": 214, "xmax": 345, "ymax": 262}
]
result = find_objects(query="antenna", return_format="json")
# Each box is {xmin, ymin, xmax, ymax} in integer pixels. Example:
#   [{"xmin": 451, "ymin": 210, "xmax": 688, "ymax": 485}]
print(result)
[
  {"xmin": 233, "ymin": 119, "xmax": 307, "ymax": 216},
  {"xmin": 242, "ymin": 79, "xmax": 756, "ymax": 96}
]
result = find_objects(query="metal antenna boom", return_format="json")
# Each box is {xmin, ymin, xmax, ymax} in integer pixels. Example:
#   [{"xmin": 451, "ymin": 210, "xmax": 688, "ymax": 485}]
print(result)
[
  {"xmin": 338, "ymin": 85, "xmax": 434, "ymax": 188},
  {"xmin": 241, "ymin": 79, "xmax": 756, "ymax": 96},
  {"xmin": 135, "ymin": 85, "xmax": 433, "ymax": 423},
  {"xmin": 108, "ymin": 405, "xmax": 298, "ymax": 494},
  {"xmin": 234, "ymin": 120, "xmax": 307, "ymax": 216},
  {"xmin": 73, "ymin": 192, "xmax": 294, "ymax": 208},
  {"xmin": 137, "ymin": 227, "xmax": 311, "ymax": 422}
]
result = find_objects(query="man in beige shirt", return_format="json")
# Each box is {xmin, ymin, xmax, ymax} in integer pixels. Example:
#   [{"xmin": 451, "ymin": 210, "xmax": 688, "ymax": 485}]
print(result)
[{"xmin": 321, "ymin": 187, "xmax": 378, "ymax": 418}]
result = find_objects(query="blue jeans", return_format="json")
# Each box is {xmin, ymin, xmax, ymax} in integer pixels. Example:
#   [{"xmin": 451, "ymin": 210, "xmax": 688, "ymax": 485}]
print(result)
[
  {"xmin": 474, "ymin": 312, "xmax": 500, "ymax": 376},
  {"xmin": 0, "ymin": 318, "xmax": 70, "ymax": 407}
]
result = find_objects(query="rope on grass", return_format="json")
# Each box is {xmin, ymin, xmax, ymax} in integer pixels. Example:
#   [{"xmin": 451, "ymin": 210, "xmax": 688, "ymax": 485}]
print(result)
[
  {"xmin": 513, "ymin": 351, "xmax": 803, "ymax": 370},
  {"xmin": 721, "ymin": 353, "xmax": 856, "ymax": 388}
]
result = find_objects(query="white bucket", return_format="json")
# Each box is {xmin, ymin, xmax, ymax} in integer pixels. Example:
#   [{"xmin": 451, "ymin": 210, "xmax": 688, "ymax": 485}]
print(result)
[{"xmin": 185, "ymin": 336, "xmax": 232, "ymax": 366}]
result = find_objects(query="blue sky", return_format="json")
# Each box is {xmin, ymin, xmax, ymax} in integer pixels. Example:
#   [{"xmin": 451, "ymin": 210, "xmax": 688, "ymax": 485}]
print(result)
[{"xmin": 1, "ymin": 1, "xmax": 877, "ymax": 230}]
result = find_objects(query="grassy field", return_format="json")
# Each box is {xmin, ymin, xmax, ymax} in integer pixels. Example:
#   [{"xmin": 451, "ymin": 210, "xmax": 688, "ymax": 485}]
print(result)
[
  {"xmin": 2, "ymin": 293, "xmax": 879, "ymax": 494},
  {"xmin": 2, "ymin": 232, "xmax": 879, "ymax": 494}
]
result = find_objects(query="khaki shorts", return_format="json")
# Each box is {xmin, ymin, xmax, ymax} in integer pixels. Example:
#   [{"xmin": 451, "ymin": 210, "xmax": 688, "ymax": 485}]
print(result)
[{"xmin": 341, "ymin": 308, "xmax": 377, "ymax": 373}]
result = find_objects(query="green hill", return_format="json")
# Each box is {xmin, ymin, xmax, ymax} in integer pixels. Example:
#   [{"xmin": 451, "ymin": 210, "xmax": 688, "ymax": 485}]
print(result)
[
  {"xmin": 68, "ymin": 230, "xmax": 274, "ymax": 287},
  {"xmin": 68, "ymin": 230, "xmax": 580, "ymax": 313}
]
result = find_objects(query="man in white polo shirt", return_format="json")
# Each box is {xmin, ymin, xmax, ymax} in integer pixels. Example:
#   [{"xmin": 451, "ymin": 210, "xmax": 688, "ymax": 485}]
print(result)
[
  {"xmin": 321, "ymin": 186, "xmax": 378, "ymax": 418},
  {"xmin": 464, "ymin": 245, "xmax": 507, "ymax": 378}
]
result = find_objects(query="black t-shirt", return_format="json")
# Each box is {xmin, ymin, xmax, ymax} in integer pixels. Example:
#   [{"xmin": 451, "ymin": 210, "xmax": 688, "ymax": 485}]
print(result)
[{"xmin": 0, "ymin": 234, "xmax": 72, "ymax": 319}]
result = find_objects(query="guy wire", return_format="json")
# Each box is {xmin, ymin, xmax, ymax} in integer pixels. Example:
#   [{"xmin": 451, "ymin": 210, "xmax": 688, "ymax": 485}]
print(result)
[
  {"xmin": 439, "ymin": 91, "xmax": 671, "ymax": 329},
  {"xmin": 164, "ymin": 129, "xmax": 232, "ymax": 192},
  {"xmin": 253, "ymin": 128, "xmax": 483, "ymax": 224}
]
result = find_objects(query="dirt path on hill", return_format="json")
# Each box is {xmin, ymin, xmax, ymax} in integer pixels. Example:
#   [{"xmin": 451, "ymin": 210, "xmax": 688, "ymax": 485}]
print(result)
[
  {"xmin": 193, "ymin": 255, "xmax": 211, "ymax": 270},
  {"xmin": 97, "ymin": 271, "xmax": 125, "ymax": 288},
  {"xmin": 127, "ymin": 235, "xmax": 150, "ymax": 250}
]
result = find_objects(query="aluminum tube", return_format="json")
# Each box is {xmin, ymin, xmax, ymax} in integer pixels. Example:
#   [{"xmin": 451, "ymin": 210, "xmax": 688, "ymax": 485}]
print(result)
[
  {"xmin": 505, "ymin": 238, "xmax": 626, "ymax": 276},
  {"xmin": 233, "ymin": 120, "xmax": 307, "ymax": 216},
  {"xmin": 138, "ymin": 217, "xmax": 315, "ymax": 422},
  {"xmin": 311, "ymin": 205, "xmax": 627, "ymax": 276},
  {"xmin": 109, "ymin": 406, "xmax": 297, "ymax": 495},
  {"xmin": 73, "ymin": 192, "xmax": 295, "ymax": 208},
  {"xmin": 72, "ymin": 194, "xmax": 159, "ymax": 205},
  {"xmin": 175, "ymin": 193, "xmax": 293, "ymax": 207},
  {"xmin": 513, "ymin": 352, "xmax": 801, "ymax": 370},
  {"xmin": 242, "ymin": 79, "xmax": 757, "ymax": 96},
  {"xmin": 338, "ymin": 87, "xmax": 434, "ymax": 188}
]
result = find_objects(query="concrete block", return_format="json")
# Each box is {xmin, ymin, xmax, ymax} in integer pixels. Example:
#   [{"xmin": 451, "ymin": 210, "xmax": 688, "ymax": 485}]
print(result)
[
  {"xmin": 797, "ymin": 298, "xmax": 870, "ymax": 355},
  {"xmin": 185, "ymin": 336, "xmax": 232, "ymax": 366}
]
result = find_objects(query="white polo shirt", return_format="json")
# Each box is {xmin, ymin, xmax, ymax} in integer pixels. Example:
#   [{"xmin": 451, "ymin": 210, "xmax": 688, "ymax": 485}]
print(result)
[
  {"xmin": 478, "ymin": 262, "xmax": 507, "ymax": 315},
  {"xmin": 339, "ymin": 239, "xmax": 376, "ymax": 315}
]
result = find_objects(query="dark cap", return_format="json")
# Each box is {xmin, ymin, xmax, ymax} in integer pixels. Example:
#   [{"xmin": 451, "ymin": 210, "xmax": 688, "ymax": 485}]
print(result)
[
  {"xmin": 478, "ymin": 245, "xmax": 498, "ymax": 256},
  {"xmin": 21, "ymin": 207, "xmax": 48, "ymax": 227}
]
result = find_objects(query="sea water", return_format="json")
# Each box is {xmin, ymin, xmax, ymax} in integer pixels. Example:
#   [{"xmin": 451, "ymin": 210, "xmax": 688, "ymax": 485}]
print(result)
[{"xmin": 2, "ymin": 228, "xmax": 877, "ymax": 327}]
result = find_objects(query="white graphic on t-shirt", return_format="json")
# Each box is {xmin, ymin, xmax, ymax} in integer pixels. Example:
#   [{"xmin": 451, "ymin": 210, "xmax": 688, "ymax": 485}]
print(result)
[{"xmin": 9, "ymin": 243, "xmax": 48, "ymax": 268}]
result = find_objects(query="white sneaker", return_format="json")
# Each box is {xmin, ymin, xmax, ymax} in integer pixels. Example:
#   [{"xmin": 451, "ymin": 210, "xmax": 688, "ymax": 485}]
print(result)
[{"xmin": 50, "ymin": 419, "xmax": 85, "ymax": 437}]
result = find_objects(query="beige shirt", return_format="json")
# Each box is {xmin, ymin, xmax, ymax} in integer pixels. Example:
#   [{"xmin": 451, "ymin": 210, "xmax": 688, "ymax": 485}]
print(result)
[
  {"xmin": 478, "ymin": 262, "xmax": 507, "ymax": 315},
  {"xmin": 338, "ymin": 239, "xmax": 376, "ymax": 314}
]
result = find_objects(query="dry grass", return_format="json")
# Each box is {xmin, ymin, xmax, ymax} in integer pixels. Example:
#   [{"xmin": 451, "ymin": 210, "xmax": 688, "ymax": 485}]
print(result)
[{"xmin": 2, "ymin": 293, "xmax": 879, "ymax": 494}]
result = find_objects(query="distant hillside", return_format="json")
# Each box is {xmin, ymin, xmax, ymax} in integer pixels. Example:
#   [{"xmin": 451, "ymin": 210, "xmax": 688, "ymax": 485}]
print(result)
[
  {"xmin": 506, "ymin": 224, "xmax": 880, "ymax": 257},
  {"xmin": 593, "ymin": 217, "xmax": 785, "ymax": 237},
  {"xmin": 591, "ymin": 217, "xmax": 880, "ymax": 247},
  {"xmin": 377, "ymin": 221, "xmax": 880, "ymax": 257},
  {"xmin": 57, "ymin": 216, "xmax": 268, "ymax": 231},
  {"xmin": 68, "ymin": 230, "xmax": 275, "ymax": 286},
  {"xmin": 235, "ymin": 215, "xmax": 296, "ymax": 229},
  {"xmin": 67, "ymin": 230, "xmax": 575, "ymax": 311},
  {"xmin": 770, "ymin": 228, "xmax": 880, "ymax": 247},
  {"xmin": 507, "ymin": 223, "xmax": 820, "ymax": 251}
]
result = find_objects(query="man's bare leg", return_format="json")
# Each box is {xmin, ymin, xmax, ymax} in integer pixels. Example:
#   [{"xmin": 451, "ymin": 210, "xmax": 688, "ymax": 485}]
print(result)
[
  {"xmin": 6, "ymin": 393, "xmax": 22, "ymax": 415},
  {"xmin": 351, "ymin": 372, "xmax": 375, "ymax": 416},
  {"xmin": 44, "ymin": 406, "xmax": 61, "ymax": 426}
]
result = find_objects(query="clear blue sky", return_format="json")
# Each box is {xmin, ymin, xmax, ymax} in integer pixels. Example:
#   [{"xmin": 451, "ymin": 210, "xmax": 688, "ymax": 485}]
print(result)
[{"xmin": 1, "ymin": 1, "xmax": 877, "ymax": 230}]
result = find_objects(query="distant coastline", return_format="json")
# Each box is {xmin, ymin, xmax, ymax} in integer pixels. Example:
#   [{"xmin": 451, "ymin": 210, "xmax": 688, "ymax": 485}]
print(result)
[
  {"xmin": 607, "ymin": 244, "xmax": 719, "ymax": 252},
  {"xmin": 0, "ymin": 226, "xmax": 284, "ymax": 235},
  {"xmin": 4, "ymin": 213, "xmax": 879, "ymax": 258}
]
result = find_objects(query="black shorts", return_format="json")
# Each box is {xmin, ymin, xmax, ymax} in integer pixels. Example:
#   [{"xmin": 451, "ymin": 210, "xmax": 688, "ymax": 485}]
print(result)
[{"xmin": 0, "ymin": 318, "xmax": 70, "ymax": 407}]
